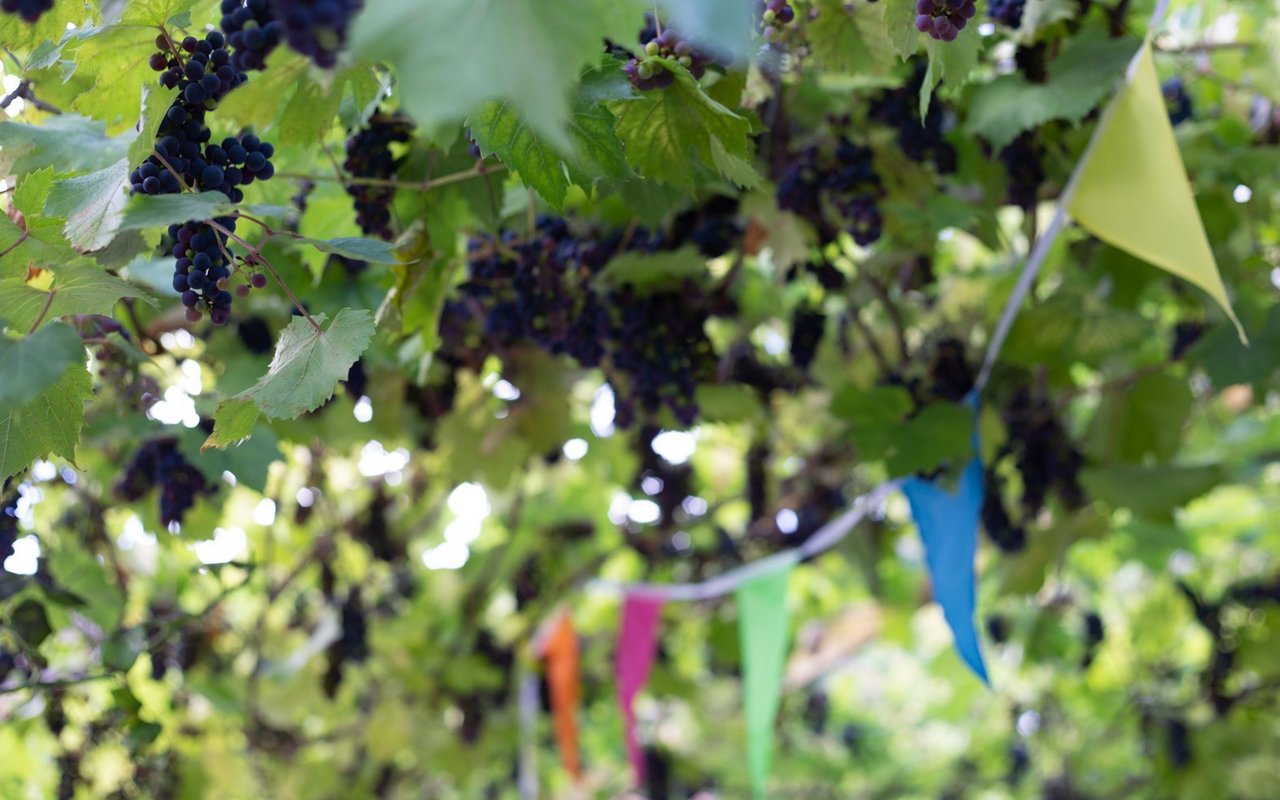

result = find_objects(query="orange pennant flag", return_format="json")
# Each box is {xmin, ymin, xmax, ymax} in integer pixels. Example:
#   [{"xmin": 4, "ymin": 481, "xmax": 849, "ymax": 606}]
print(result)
[{"xmin": 542, "ymin": 613, "xmax": 583, "ymax": 781}]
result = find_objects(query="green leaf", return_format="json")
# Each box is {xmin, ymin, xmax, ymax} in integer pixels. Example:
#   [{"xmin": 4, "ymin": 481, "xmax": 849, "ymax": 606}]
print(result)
[
  {"xmin": 0, "ymin": 2, "xmax": 94, "ymax": 54},
  {"xmin": 885, "ymin": 402, "xmax": 975, "ymax": 476},
  {"xmin": 350, "ymin": 0, "xmax": 645, "ymax": 151},
  {"xmin": 0, "ymin": 364, "xmax": 91, "ymax": 483},
  {"xmin": 292, "ymin": 236, "xmax": 401, "ymax": 264},
  {"xmin": 607, "ymin": 62, "xmax": 756, "ymax": 190},
  {"xmin": 0, "ymin": 261, "xmax": 154, "ymax": 331},
  {"xmin": 177, "ymin": 423, "xmax": 280, "ymax": 493},
  {"xmin": 0, "ymin": 323, "xmax": 84, "ymax": 409},
  {"xmin": 598, "ymin": 246, "xmax": 709, "ymax": 290},
  {"xmin": 118, "ymin": 191, "xmax": 233, "ymax": 230},
  {"xmin": 1080, "ymin": 463, "xmax": 1223, "ymax": 521},
  {"xmin": 469, "ymin": 75, "xmax": 632, "ymax": 210},
  {"xmin": 70, "ymin": 25, "xmax": 168, "ymax": 134},
  {"xmin": 0, "ymin": 115, "xmax": 132, "ymax": 177},
  {"xmin": 126, "ymin": 84, "xmax": 178, "ymax": 171},
  {"xmin": 102, "ymin": 626, "xmax": 147, "ymax": 672},
  {"xmin": 44, "ymin": 159, "xmax": 130, "ymax": 252},
  {"xmin": 882, "ymin": 0, "xmax": 922, "ymax": 60},
  {"xmin": 120, "ymin": 0, "xmax": 199, "ymax": 25},
  {"xmin": 920, "ymin": 26, "xmax": 981, "ymax": 117},
  {"xmin": 204, "ymin": 398, "xmax": 261, "ymax": 450},
  {"xmin": 10, "ymin": 599, "xmax": 52, "ymax": 648},
  {"xmin": 1087, "ymin": 372, "xmax": 1193, "ymax": 465},
  {"xmin": 236, "ymin": 309, "xmax": 376, "ymax": 419},
  {"xmin": 807, "ymin": 0, "xmax": 896, "ymax": 74},
  {"xmin": 965, "ymin": 32, "xmax": 1140, "ymax": 149}
]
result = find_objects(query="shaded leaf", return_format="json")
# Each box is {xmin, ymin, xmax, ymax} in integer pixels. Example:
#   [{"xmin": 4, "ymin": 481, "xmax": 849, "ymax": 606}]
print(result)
[{"xmin": 0, "ymin": 323, "xmax": 84, "ymax": 409}]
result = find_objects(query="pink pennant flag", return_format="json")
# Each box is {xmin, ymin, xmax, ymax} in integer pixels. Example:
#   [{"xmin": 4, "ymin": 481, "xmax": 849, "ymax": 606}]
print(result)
[{"xmin": 616, "ymin": 594, "xmax": 664, "ymax": 785}]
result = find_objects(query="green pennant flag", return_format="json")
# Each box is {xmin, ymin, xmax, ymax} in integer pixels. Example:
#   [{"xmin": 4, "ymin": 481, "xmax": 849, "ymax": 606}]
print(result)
[
  {"xmin": 1067, "ymin": 41, "xmax": 1245, "ymax": 341},
  {"xmin": 736, "ymin": 558, "xmax": 797, "ymax": 798}
]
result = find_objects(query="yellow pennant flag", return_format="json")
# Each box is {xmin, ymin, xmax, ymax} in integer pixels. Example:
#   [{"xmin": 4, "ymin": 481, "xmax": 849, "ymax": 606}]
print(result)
[{"xmin": 1067, "ymin": 41, "xmax": 1245, "ymax": 341}]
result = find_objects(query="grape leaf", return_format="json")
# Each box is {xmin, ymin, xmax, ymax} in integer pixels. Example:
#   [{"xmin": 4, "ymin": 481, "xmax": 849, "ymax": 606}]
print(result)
[
  {"xmin": 117, "ymin": 191, "xmax": 233, "ymax": 230},
  {"xmin": 70, "ymin": 26, "xmax": 167, "ymax": 134},
  {"xmin": 1080, "ymin": 463, "xmax": 1222, "ymax": 521},
  {"xmin": 0, "ymin": 261, "xmax": 154, "ymax": 331},
  {"xmin": 204, "ymin": 398, "xmax": 261, "ymax": 450},
  {"xmin": 1, "ymin": 169, "xmax": 73, "ymax": 269},
  {"xmin": 0, "ymin": 115, "xmax": 133, "ymax": 176},
  {"xmin": 120, "ymin": 0, "xmax": 200, "ymax": 25},
  {"xmin": 598, "ymin": 246, "xmax": 709, "ymax": 290},
  {"xmin": 0, "ymin": 1, "xmax": 94, "ymax": 53},
  {"xmin": 808, "ymin": 0, "xmax": 896, "ymax": 74},
  {"xmin": 43, "ymin": 158, "xmax": 130, "ymax": 252},
  {"xmin": 607, "ymin": 61, "xmax": 756, "ymax": 190},
  {"xmin": 964, "ymin": 32, "xmax": 1140, "ymax": 149},
  {"xmin": 882, "ymin": 0, "xmax": 922, "ymax": 60},
  {"xmin": 469, "ymin": 79, "xmax": 632, "ymax": 210},
  {"xmin": 126, "ymin": 85, "xmax": 178, "ymax": 172},
  {"xmin": 0, "ymin": 323, "xmax": 84, "ymax": 409},
  {"xmin": 292, "ymin": 236, "xmax": 401, "ymax": 264},
  {"xmin": 920, "ymin": 25, "xmax": 981, "ymax": 118},
  {"xmin": 350, "ymin": 0, "xmax": 646, "ymax": 152},
  {"xmin": 0, "ymin": 364, "xmax": 91, "ymax": 483},
  {"xmin": 236, "ymin": 309, "xmax": 376, "ymax": 419},
  {"xmin": 178, "ymin": 422, "xmax": 280, "ymax": 492}
]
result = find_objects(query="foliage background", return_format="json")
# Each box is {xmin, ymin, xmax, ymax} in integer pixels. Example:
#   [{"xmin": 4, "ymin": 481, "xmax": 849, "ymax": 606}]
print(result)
[{"xmin": 1, "ymin": 0, "xmax": 1280, "ymax": 798}]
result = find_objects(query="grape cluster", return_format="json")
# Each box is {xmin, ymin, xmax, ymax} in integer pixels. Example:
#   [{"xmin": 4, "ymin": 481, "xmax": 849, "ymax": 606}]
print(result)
[
  {"xmin": 237, "ymin": 316, "xmax": 275, "ymax": 354},
  {"xmin": 869, "ymin": 62, "xmax": 958, "ymax": 173},
  {"xmin": 623, "ymin": 15, "xmax": 723, "ymax": 91},
  {"xmin": 1080, "ymin": 611, "xmax": 1105, "ymax": 668},
  {"xmin": 980, "ymin": 467, "xmax": 1026, "ymax": 552},
  {"xmin": 999, "ymin": 131, "xmax": 1044, "ymax": 210},
  {"xmin": 1162, "ymin": 77, "xmax": 1193, "ymax": 125},
  {"xmin": 459, "ymin": 216, "xmax": 720, "ymax": 428},
  {"xmin": 343, "ymin": 112, "xmax": 414, "ymax": 239},
  {"xmin": 134, "ymin": 31, "xmax": 277, "ymax": 325},
  {"xmin": 0, "ymin": 0, "xmax": 51, "ymax": 22},
  {"xmin": 777, "ymin": 139, "xmax": 884, "ymax": 245},
  {"xmin": 168, "ymin": 220, "xmax": 263, "ymax": 325},
  {"xmin": 754, "ymin": 0, "xmax": 796, "ymax": 40},
  {"xmin": 988, "ymin": 0, "xmax": 1025, "ymax": 28},
  {"xmin": 220, "ymin": 0, "xmax": 283, "ymax": 71},
  {"xmin": 914, "ymin": 0, "xmax": 976, "ymax": 41},
  {"xmin": 323, "ymin": 589, "xmax": 369, "ymax": 698},
  {"xmin": 116, "ymin": 438, "xmax": 213, "ymax": 527},
  {"xmin": 1001, "ymin": 386, "xmax": 1086, "ymax": 515},
  {"xmin": 275, "ymin": 0, "xmax": 362, "ymax": 68},
  {"xmin": 789, "ymin": 305, "xmax": 826, "ymax": 370}
]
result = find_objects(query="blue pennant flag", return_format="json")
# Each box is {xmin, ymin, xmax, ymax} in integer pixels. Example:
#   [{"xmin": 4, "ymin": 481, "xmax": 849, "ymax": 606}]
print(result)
[{"xmin": 902, "ymin": 456, "xmax": 989, "ymax": 684}]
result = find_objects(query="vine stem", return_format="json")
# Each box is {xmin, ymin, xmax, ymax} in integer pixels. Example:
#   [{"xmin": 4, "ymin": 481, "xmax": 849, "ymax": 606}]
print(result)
[
  {"xmin": 0, "ymin": 229, "xmax": 29, "ymax": 260},
  {"xmin": 207, "ymin": 220, "xmax": 323, "ymax": 334},
  {"xmin": 275, "ymin": 162, "xmax": 506, "ymax": 192},
  {"xmin": 151, "ymin": 148, "xmax": 192, "ymax": 192},
  {"xmin": 27, "ymin": 288, "xmax": 57, "ymax": 333}
]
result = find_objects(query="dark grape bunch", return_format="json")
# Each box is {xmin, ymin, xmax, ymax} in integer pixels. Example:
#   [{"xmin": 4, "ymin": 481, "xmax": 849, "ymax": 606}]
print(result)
[
  {"xmin": 342, "ymin": 112, "xmax": 415, "ymax": 239},
  {"xmin": 915, "ymin": 0, "xmax": 976, "ymax": 41},
  {"xmin": 220, "ymin": 0, "xmax": 284, "ymax": 71},
  {"xmin": 776, "ymin": 139, "xmax": 884, "ymax": 246},
  {"xmin": 789, "ymin": 305, "xmax": 826, "ymax": 370},
  {"xmin": 323, "ymin": 589, "xmax": 369, "ymax": 698},
  {"xmin": 0, "ymin": 0, "xmax": 51, "ymax": 22},
  {"xmin": 116, "ymin": 438, "xmax": 214, "ymax": 527},
  {"xmin": 623, "ymin": 14, "xmax": 724, "ymax": 91},
  {"xmin": 999, "ymin": 131, "xmax": 1044, "ymax": 210},
  {"xmin": 274, "ymin": 0, "xmax": 363, "ymax": 68},
  {"xmin": 1162, "ymin": 77, "xmax": 1193, "ymax": 125},
  {"xmin": 980, "ymin": 467, "xmax": 1027, "ymax": 552},
  {"xmin": 988, "ymin": 0, "xmax": 1025, "ymax": 28},
  {"xmin": 1001, "ymin": 385, "xmax": 1086, "ymax": 515},
  {"xmin": 458, "ymin": 216, "xmax": 720, "ymax": 427},
  {"xmin": 756, "ymin": 0, "xmax": 796, "ymax": 40},
  {"xmin": 869, "ymin": 61, "xmax": 958, "ymax": 173}
]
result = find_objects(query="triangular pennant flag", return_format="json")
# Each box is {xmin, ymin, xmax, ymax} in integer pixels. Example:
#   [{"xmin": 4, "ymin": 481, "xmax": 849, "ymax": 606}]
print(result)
[
  {"xmin": 736, "ymin": 560, "xmax": 796, "ymax": 799},
  {"xmin": 902, "ymin": 457, "xmax": 989, "ymax": 684},
  {"xmin": 1067, "ymin": 41, "xmax": 1245, "ymax": 341},
  {"xmin": 616, "ymin": 594, "xmax": 664, "ymax": 786},
  {"xmin": 542, "ymin": 613, "xmax": 583, "ymax": 781}
]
